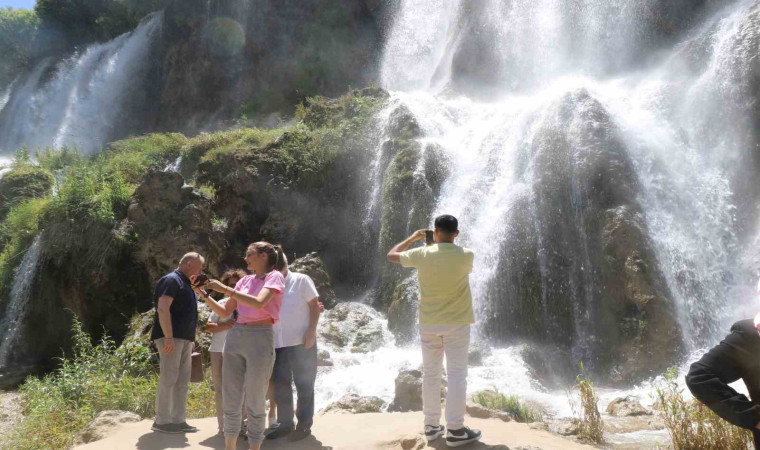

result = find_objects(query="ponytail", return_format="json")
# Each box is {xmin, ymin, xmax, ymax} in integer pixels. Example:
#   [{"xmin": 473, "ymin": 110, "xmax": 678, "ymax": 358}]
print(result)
[{"xmin": 248, "ymin": 242, "xmax": 285, "ymax": 272}]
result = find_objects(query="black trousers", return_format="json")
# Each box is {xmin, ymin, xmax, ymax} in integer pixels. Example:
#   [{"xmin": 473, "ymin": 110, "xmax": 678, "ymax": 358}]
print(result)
[{"xmin": 272, "ymin": 344, "xmax": 318, "ymax": 429}]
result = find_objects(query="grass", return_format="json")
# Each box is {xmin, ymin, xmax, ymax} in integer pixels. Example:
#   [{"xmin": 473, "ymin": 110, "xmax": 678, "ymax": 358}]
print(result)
[
  {"xmin": 471, "ymin": 389, "xmax": 543, "ymax": 423},
  {"xmin": 568, "ymin": 363, "xmax": 604, "ymax": 444},
  {"xmin": 654, "ymin": 367, "xmax": 752, "ymax": 449},
  {"xmin": 2, "ymin": 319, "xmax": 216, "ymax": 450}
]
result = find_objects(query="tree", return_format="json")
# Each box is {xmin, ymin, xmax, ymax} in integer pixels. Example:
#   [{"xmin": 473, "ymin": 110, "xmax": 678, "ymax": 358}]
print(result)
[{"xmin": 0, "ymin": 8, "xmax": 40, "ymax": 88}]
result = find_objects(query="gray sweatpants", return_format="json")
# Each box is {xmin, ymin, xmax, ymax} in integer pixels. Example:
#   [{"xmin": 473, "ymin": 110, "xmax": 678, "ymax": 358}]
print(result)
[
  {"xmin": 222, "ymin": 325, "xmax": 275, "ymax": 445},
  {"xmin": 154, "ymin": 337, "xmax": 192, "ymax": 425}
]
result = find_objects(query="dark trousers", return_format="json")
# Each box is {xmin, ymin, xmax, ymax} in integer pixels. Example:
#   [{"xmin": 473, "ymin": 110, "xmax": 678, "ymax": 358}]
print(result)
[{"xmin": 272, "ymin": 344, "xmax": 318, "ymax": 429}]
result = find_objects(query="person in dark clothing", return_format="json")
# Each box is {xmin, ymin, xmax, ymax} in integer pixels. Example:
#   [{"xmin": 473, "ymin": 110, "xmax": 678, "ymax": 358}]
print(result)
[
  {"xmin": 150, "ymin": 252, "xmax": 205, "ymax": 434},
  {"xmin": 685, "ymin": 318, "xmax": 760, "ymax": 448}
]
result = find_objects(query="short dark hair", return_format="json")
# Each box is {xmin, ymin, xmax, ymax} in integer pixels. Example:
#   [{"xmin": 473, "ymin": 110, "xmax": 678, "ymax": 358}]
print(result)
[{"xmin": 434, "ymin": 214, "xmax": 458, "ymax": 234}]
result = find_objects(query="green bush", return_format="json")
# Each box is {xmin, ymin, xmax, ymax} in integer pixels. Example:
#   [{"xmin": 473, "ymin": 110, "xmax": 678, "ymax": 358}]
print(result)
[
  {"xmin": 100, "ymin": 133, "xmax": 186, "ymax": 184},
  {"xmin": 0, "ymin": 163, "xmax": 53, "ymax": 220},
  {"xmin": 3, "ymin": 318, "xmax": 215, "ymax": 450},
  {"xmin": 0, "ymin": 197, "xmax": 50, "ymax": 296},
  {"xmin": 0, "ymin": 8, "xmax": 39, "ymax": 88},
  {"xmin": 655, "ymin": 367, "xmax": 752, "ymax": 449},
  {"xmin": 471, "ymin": 389, "xmax": 543, "ymax": 423}
]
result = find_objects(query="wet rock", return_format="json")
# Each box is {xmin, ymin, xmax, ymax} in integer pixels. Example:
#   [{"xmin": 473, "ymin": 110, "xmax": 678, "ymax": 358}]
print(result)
[
  {"xmin": 317, "ymin": 349, "xmax": 334, "ymax": 367},
  {"xmin": 317, "ymin": 302, "xmax": 386, "ymax": 353},
  {"xmin": 322, "ymin": 393, "xmax": 385, "ymax": 414},
  {"xmin": 603, "ymin": 415, "xmax": 665, "ymax": 434},
  {"xmin": 125, "ymin": 170, "xmax": 225, "ymax": 281},
  {"xmin": 466, "ymin": 401, "xmax": 512, "ymax": 422},
  {"xmin": 546, "ymin": 418, "xmax": 579, "ymax": 436},
  {"xmin": 388, "ymin": 105, "xmax": 421, "ymax": 140},
  {"xmin": 606, "ymin": 396, "xmax": 651, "ymax": 417},
  {"xmin": 388, "ymin": 369, "xmax": 446, "ymax": 412},
  {"xmin": 289, "ymin": 253, "xmax": 338, "ymax": 309},
  {"xmin": 376, "ymin": 140, "xmax": 450, "ymax": 311},
  {"xmin": 468, "ymin": 341, "xmax": 492, "ymax": 366},
  {"xmin": 75, "ymin": 410, "xmax": 141, "ymax": 444},
  {"xmin": 482, "ymin": 90, "xmax": 683, "ymax": 385},
  {"xmin": 387, "ymin": 276, "xmax": 418, "ymax": 344}
]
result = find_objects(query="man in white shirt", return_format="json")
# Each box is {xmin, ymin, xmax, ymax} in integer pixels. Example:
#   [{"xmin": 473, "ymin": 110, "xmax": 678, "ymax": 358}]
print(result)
[{"xmin": 266, "ymin": 254, "xmax": 321, "ymax": 442}]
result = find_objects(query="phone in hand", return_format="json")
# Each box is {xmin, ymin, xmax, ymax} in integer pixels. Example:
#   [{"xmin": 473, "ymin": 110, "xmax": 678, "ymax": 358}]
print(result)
[{"xmin": 425, "ymin": 230, "xmax": 435, "ymax": 245}]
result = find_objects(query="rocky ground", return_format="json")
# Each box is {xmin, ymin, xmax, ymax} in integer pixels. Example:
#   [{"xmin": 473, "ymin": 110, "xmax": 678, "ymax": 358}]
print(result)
[
  {"xmin": 74, "ymin": 412, "xmax": 598, "ymax": 450},
  {"xmin": 0, "ymin": 391, "xmax": 23, "ymax": 446}
]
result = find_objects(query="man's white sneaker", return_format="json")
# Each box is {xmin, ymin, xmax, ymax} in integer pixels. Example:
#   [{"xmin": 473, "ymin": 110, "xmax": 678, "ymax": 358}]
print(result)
[
  {"xmin": 445, "ymin": 426, "xmax": 482, "ymax": 447},
  {"xmin": 425, "ymin": 424, "xmax": 445, "ymax": 441}
]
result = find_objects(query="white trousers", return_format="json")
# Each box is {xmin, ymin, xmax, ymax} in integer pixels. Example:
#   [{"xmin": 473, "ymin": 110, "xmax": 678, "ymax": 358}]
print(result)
[{"xmin": 420, "ymin": 324, "xmax": 470, "ymax": 430}]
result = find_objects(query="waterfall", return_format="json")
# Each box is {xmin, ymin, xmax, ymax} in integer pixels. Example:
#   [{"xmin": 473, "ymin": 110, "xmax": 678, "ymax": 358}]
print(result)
[
  {"xmin": 0, "ymin": 12, "xmax": 163, "ymax": 155},
  {"xmin": 0, "ymin": 235, "xmax": 43, "ymax": 369},
  {"xmin": 378, "ymin": 0, "xmax": 757, "ymax": 357}
]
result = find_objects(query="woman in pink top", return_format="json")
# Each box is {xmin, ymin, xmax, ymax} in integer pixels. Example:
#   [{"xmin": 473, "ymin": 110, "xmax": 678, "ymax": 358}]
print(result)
[{"xmin": 194, "ymin": 242, "xmax": 285, "ymax": 450}]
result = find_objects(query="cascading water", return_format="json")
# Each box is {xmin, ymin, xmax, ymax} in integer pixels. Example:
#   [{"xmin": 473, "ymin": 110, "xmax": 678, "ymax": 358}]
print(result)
[
  {"xmin": 0, "ymin": 235, "xmax": 42, "ymax": 369},
  {"xmin": 317, "ymin": 0, "xmax": 760, "ymax": 444},
  {"xmin": 0, "ymin": 12, "xmax": 163, "ymax": 155}
]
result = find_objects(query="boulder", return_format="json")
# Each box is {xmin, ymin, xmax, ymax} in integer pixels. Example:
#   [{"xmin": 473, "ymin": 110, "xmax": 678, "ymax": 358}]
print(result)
[
  {"xmin": 387, "ymin": 276, "xmax": 418, "ymax": 345},
  {"xmin": 606, "ymin": 396, "xmax": 651, "ymax": 417},
  {"xmin": 317, "ymin": 302, "xmax": 386, "ymax": 353},
  {"xmin": 468, "ymin": 341, "xmax": 492, "ymax": 366},
  {"xmin": 465, "ymin": 401, "xmax": 512, "ymax": 422},
  {"xmin": 75, "ymin": 410, "xmax": 141, "ymax": 444},
  {"xmin": 322, "ymin": 393, "xmax": 385, "ymax": 414},
  {"xmin": 388, "ymin": 369, "xmax": 445, "ymax": 412},
  {"xmin": 289, "ymin": 253, "xmax": 338, "ymax": 309},
  {"xmin": 317, "ymin": 349, "xmax": 334, "ymax": 367}
]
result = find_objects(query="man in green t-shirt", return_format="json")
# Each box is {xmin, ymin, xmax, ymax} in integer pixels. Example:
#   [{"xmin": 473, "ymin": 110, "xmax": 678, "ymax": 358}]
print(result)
[{"xmin": 387, "ymin": 215, "xmax": 482, "ymax": 448}]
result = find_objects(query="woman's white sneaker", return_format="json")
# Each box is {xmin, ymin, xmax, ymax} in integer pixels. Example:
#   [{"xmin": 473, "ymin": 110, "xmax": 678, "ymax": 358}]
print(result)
[
  {"xmin": 425, "ymin": 425, "xmax": 445, "ymax": 441},
  {"xmin": 445, "ymin": 426, "xmax": 482, "ymax": 447}
]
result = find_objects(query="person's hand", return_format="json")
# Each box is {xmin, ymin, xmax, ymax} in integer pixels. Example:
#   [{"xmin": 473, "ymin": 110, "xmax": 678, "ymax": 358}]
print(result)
[
  {"xmin": 318, "ymin": 301, "xmax": 325, "ymax": 313},
  {"xmin": 207, "ymin": 322, "xmax": 220, "ymax": 333},
  {"xmin": 205, "ymin": 279, "xmax": 228, "ymax": 294},
  {"xmin": 410, "ymin": 229, "xmax": 427, "ymax": 242},
  {"xmin": 303, "ymin": 329, "xmax": 317, "ymax": 349},
  {"xmin": 162, "ymin": 338, "xmax": 175, "ymax": 355}
]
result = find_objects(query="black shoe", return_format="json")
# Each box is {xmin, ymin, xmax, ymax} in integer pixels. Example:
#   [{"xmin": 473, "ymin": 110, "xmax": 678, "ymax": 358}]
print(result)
[
  {"xmin": 425, "ymin": 425, "xmax": 445, "ymax": 441},
  {"xmin": 175, "ymin": 422, "xmax": 199, "ymax": 433},
  {"xmin": 288, "ymin": 426, "xmax": 312, "ymax": 442},
  {"xmin": 151, "ymin": 422, "xmax": 182, "ymax": 434},
  {"xmin": 446, "ymin": 426, "xmax": 482, "ymax": 447},
  {"xmin": 265, "ymin": 423, "xmax": 294, "ymax": 440}
]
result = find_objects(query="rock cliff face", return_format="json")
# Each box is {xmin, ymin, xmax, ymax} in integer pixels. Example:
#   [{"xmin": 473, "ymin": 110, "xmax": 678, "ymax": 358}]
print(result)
[
  {"xmin": 481, "ymin": 90, "xmax": 682, "ymax": 384},
  {"xmin": 155, "ymin": 0, "xmax": 388, "ymax": 132}
]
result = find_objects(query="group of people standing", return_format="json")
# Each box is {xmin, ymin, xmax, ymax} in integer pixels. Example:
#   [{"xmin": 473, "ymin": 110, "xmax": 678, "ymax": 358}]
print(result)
[
  {"xmin": 149, "ymin": 242, "xmax": 320, "ymax": 450},
  {"xmin": 146, "ymin": 214, "xmax": 483, "ymax": 449}
]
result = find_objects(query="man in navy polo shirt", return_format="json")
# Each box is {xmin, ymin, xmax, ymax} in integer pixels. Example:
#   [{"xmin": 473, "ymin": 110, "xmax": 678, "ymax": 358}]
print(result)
[{"xmin": 150, "ymin": 252, "xmax": 205, "ymax": 434}]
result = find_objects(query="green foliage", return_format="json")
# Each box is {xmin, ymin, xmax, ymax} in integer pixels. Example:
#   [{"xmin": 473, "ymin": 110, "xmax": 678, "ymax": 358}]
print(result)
[
  {"xmin": 568, "ymin": 363, "xmax": 605, "ymax": 444},
  {"xmin": 3, "ymin": 318, "xmax": 214, "ymax": 450},
  {"xmin": 0, "ymin": 197, "xmax": 50, "ymax": 296},
  {"xmin": 655, "ymin": 367, "xmax": 752, "ymax": 449},
  {"xmin": 35, "ymin": 0, "xmax": 167, "ymax": 43},
  {"xmin": 0, "ymin": 7, "xmax": 39, "ymax": 88},
  {"xmin": 0, "ymin": 161, "xmax": 54, "ymax": 220},
  {"xmin": 472, "ymin": 389, "xmax": 543, "ymax": 423},
  {"xmin": 99, "ymin": 133, "xmax": 186, "ymax": 184}
]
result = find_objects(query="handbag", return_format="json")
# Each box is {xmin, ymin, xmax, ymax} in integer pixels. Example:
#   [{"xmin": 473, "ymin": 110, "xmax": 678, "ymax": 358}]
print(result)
[{"xmin": 190, "ymin": 351, "xmax": 204, "ymax": 382}]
